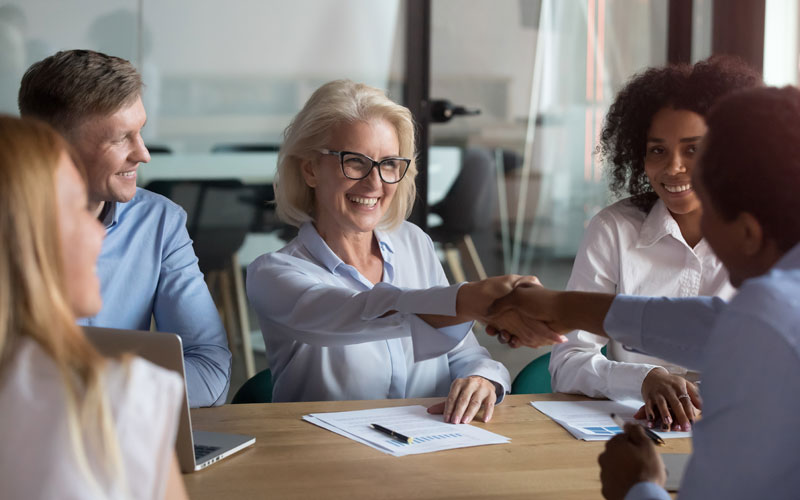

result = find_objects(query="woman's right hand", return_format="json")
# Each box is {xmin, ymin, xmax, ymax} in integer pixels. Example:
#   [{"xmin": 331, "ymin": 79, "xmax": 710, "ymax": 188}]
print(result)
[
  {"xmin": 455, "ymin": 274, "xmax": 539, "ymax": 323},
  {"xmin": 634, "ymin": 367, "xmax": 701, "ymax": 432}
]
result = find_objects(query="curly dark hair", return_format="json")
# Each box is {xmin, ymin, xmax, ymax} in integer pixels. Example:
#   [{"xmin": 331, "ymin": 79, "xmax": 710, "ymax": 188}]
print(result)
[
  {"xmin": 702, "ymin": 86, "xmax": 800, "ymax": 252},
  {"xmin": 599, "ymin": 55, "xmax": 761, "ymax": 213}
]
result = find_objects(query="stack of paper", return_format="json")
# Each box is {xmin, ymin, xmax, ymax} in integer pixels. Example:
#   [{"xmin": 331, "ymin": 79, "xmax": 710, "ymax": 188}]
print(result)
[
  {"xmin": 303, "ymin": 405, "xmax": 510, "ymax": 456},
  {"xmin": 531, "ymin": 400, "xmax": 691, "ymax": 441}
]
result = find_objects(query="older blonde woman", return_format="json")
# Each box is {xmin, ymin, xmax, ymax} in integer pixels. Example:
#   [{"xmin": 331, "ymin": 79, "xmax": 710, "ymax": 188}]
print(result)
[
  {"xmin": 247, "ymin": 80, "xmax": 560, "ymax": 424},
  {"xmin": 0, "ymin": 115, "xmax": 186, "ymax": 499}
]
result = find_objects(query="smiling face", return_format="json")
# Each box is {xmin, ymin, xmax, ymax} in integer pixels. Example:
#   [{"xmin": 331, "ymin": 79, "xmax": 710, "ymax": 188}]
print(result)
[
  {"xmin": 644, "ymin": 107, "xmax": 707, "ymax": 218},
  {"xmin": 56, "ymin": 153, "xmax": 106, "ymax": 317},
  {"xmin": 302, "ymin": 119, "xmax": 400, "ymax": 239},
  {"xmin": 70, "ymin": 96, "xmax": 150, "ymax": 214}
]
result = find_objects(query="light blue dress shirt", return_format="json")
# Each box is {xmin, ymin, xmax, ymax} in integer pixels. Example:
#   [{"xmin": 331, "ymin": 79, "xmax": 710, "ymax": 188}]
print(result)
[
  {"xmin": 246, "ymin": 221, "xmax": 510, "ymax": 403},
  {"xmin": 77, "ymin": 188, "xmax": 231, "ymax": 407},
  {"xmin": 604, "ymin": 242, "xmax": 800, "ymax": 500}
]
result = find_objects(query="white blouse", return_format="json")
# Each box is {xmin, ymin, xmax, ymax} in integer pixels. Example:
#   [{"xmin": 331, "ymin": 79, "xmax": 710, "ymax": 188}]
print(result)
[
  {"xmin": 246, "ymin": 221, "xmax": 510, "ymax": 403},
  {"xmin": 549, "ymin": 199, "xmax": 735, "ymax": 401},
  {"xmin": 0, "ymin": 338, "xmax": 183, "ymax": 499}
]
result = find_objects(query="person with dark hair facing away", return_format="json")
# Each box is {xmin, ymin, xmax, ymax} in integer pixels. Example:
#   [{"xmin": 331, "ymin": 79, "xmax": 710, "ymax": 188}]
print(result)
[
  {"xmin": 18, "ymin": 50, "xmax": 231, "ymax": 407},
  {"xmin": 489, "ymin": 85, "xmax": 800, "ymax": 499},
  {"xmin": 547, "ymin": 56, "xmax": 761, "ymax": 431}
]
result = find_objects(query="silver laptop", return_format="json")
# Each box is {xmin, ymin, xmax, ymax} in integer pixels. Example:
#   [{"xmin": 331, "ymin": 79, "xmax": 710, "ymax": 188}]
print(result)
[{"xmin": 83, "ymin": 327, "xmax": 255, "ymax": 473}]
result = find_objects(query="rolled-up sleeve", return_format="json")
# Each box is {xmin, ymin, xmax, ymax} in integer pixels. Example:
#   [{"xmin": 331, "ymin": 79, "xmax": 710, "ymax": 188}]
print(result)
[{"xmin": 154, "ymin": 209, "xmax": 231, "ymax": 408}]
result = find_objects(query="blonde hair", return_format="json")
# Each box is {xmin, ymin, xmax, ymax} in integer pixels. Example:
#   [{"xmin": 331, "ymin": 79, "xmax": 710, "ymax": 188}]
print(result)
[
  {"xmin": 275, "ymin": 80, "xmax": 418, "ymax": 231},
  {"xmin": 0, "ymin": 115, "xmax": 121, "ymax": 491}
]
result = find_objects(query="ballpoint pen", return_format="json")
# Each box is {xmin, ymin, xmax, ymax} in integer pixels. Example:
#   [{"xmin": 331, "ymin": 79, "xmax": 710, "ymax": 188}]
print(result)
[
  {"xmin": 610, "ymin": 413, "xmax": 666, "ymax": 446},
  {"xmin": 370, "ymin": 423, "xmax": 414, "ymax": 444}
]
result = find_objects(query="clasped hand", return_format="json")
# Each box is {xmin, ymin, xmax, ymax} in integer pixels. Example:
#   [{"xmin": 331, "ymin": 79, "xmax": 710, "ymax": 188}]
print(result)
[{"xmin": 482, "ymin": 281, "xmax": 569, "ymax": 348}]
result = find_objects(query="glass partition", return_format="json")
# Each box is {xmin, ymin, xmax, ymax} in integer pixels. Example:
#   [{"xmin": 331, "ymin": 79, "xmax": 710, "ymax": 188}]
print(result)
[{"xmin": 429, "ymin": 0, "xmax": 669, "ymax": 375}]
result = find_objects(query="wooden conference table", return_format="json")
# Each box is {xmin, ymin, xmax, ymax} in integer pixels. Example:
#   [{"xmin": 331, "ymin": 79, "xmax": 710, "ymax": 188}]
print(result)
[{"xmin": 184, "ymin": 394, "xmax": 691, "ymax": 499}]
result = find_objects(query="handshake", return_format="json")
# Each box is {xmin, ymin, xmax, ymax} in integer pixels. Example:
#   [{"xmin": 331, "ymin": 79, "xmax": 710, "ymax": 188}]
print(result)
[{"xmin": 456, "ymin": 275, "xmax": 572, "ymax": 348}]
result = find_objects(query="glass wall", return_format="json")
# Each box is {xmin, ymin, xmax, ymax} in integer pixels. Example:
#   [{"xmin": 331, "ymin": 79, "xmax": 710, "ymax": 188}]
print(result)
[
  {"xmin": 763, "ymin": 0, "xmax": 800, "ymax": 86},
  {"xmin": 429, "ymin": 0, "xmax": 669, "ymax": 374},
  {"xmin": 0, "ymin": 0, "xmax": 407, "ymax": 391},
  {"xmin": 0, "ymin": 0, "xmax": 405, "ymax": 149}
]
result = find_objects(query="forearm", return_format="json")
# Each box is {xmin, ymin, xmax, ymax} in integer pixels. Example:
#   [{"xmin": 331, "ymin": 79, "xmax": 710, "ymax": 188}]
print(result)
[{"xmin": 551, "ymin": 291, "xmax": 616, "ymax": 337}]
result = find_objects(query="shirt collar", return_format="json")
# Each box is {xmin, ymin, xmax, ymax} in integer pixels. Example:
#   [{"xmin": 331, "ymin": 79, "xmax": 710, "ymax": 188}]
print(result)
[
  {"xmin": 774, "ymin": 240, "xmax": 800, "ymax": 271},
  {"xmin": 636, "ymin": 199, "xmax": 683, "ymax": 248},
  {"xmin": 98, "ymin": 201, "xmax": 118, "ymax": 229},
  {"xmin": 298, "ymin": 222, "xmax": 396, "ymax": 280}
]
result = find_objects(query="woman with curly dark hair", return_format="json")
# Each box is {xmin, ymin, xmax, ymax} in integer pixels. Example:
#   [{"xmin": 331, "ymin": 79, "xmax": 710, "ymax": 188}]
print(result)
[{"xmin": 548, "ymin": 56, "xmax": 760, "ymax": 432}]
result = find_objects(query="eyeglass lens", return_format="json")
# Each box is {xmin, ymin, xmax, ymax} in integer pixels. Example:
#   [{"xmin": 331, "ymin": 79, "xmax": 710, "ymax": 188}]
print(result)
[{"xmin": 341, "ymin": 152, "xmax": 408, "ymax": 183}]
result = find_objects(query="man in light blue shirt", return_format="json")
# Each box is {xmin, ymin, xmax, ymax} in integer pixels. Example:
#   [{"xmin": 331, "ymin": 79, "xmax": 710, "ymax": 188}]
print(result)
[
  {"xmin": 19, "ymin": 50, "xmax": 231, "ymax": 407},
  {"xmin": 490, "ymin": 86, "xmax": 800, "ymax": 499}
]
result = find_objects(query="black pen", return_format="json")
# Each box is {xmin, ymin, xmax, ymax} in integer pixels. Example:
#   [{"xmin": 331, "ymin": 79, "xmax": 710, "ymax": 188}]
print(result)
[
  {"xmin": 370, "ymin": 423, "xmax": 414, "ymax": 444},
  {"xmin": 610, "ymin": 413, "xmax": 666, "ymax": 446}
]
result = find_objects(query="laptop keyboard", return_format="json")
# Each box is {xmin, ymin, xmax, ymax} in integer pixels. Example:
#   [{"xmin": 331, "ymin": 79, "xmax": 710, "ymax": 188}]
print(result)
[{"xmin": 195, "ymin": 444, "xmax": 221, "ymax": 461}]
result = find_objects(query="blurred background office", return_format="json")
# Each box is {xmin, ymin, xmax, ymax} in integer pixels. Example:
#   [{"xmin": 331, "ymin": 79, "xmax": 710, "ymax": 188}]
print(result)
[{"xmin": 2, "ymin": 0, "xmax": 796, "ymax": 399}]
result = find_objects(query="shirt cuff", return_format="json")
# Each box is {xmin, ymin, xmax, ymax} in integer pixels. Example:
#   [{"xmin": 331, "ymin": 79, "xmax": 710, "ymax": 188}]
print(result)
[
  {"xmin": 603, "ymin": 295, "xmax": 649, "ymax": 353},
  {"xmin": 624, "ymin": 482, "xmax": 671, "ymax": 500}
]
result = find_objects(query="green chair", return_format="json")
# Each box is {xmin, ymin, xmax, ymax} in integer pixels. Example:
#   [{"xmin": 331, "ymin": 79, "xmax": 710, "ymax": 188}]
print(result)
[
  {"xmin": 511, "ymin": 352, "xmax": 552, "ymax": 394},
  {"xmin": 232, "ymin": 368, "xmax": 273, "ymax": 404},
  {"xmin": 512, "ymin": 346, "xmax": 608, "ymax": 395}
]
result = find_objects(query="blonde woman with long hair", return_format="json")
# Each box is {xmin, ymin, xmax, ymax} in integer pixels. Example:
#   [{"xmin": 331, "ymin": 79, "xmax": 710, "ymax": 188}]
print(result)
[{"xmin": 0, "ymin": 115, "xmax": 187, "ymax": 499}]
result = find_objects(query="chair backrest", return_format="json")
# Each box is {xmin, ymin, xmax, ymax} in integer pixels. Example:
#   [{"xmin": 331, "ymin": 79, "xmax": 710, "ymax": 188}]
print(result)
[
  {"xmin": 511, "ymin": 352, "xmax": 552, "ymax": 394},
  {"xmin": 430, "ymin": 147, "xmax": 498, "ymax": 235},
  {"xmin": 144, "ymin": 179, "xmax": 258, "ymax": 273},
  {"xmin": 231, "ymin": 369, "xmax": 273, "ymax": 404}
]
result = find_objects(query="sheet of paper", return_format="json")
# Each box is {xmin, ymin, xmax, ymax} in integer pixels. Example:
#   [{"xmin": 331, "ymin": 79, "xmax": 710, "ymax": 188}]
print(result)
[
  {"xmin": 531, "ymin": 400, "xmax": 691, "ymax": 441},
  {"xmin": 304, "ymin": 405, "xmax": 509, "ymax": 456}
]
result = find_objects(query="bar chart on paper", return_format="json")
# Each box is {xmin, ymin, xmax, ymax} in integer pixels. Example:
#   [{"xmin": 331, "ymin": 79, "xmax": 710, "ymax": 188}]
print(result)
[
  {"xmin": 303, "ymin": 405, "xmax": 510, "ymax": 456},
  {"xmin": 385, "ymin": 432, "xmax": 464, "ymax": 447},
  {"xmin": 531, "ymin": 400, "xmax": 691, "ymax": 441}
]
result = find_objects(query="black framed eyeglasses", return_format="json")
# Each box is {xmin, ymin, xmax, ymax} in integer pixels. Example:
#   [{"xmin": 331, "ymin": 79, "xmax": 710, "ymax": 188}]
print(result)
[{"xmin": 318, "ymin": 149, "xmax": 411, "ymax": 184}]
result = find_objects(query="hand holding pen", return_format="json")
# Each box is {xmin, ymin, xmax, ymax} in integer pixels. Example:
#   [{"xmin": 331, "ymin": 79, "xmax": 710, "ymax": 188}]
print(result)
[
  {"xmin": 610, "ymin": 413, "xmax": 665, "ymax": 446},
  {"xmin": 599, "ymin": 422, "xmax": 668, "ymax": 499}
]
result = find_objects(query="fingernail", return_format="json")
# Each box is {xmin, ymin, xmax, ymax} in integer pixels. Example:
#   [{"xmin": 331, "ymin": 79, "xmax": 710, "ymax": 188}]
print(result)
[
  {"xmin": 464, "ymin": 416, "xmax": 472, "ymax": 424},
  {"xmin": 684, "ymin": 423, "xmax": 691, "ymax": 431},
  {"xmin": 646, "ymin": 421, "xmax": 654, "ymax": 428}
]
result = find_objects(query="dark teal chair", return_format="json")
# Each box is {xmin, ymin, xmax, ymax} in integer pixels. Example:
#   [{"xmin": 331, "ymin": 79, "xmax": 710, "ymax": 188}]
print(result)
[
  {"xmin": 511, "ymin": 352, "xmax": 552, "ymax": 394},
  {"xmin": 232, "ymin": 369, "xmax": 273, "ymax": 404},
  {"xmin": 512, "ymin": 346, "xmax": 608, "ymax": 395}
]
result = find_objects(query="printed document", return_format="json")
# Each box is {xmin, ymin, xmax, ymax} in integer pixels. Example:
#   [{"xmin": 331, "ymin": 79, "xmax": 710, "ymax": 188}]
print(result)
[
  {"xmin": 531, "ymin": 400, "xmax": 691, "ymax": 441},
  {"xmin": 303, "ymin": 405, "xmax": 510, "ymax": 456}
]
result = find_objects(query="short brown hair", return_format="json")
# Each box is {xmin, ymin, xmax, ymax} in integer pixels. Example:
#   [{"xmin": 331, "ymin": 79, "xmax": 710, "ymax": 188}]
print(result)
[{"xmin": 18, "ymin": 49, "xmax": 142, "ymax": 132}]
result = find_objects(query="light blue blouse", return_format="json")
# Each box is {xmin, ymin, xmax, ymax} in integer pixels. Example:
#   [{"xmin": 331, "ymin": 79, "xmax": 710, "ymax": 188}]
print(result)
[{"xmin": 246, "ymin": 221, "xmax": 510, "ymax": 403}]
